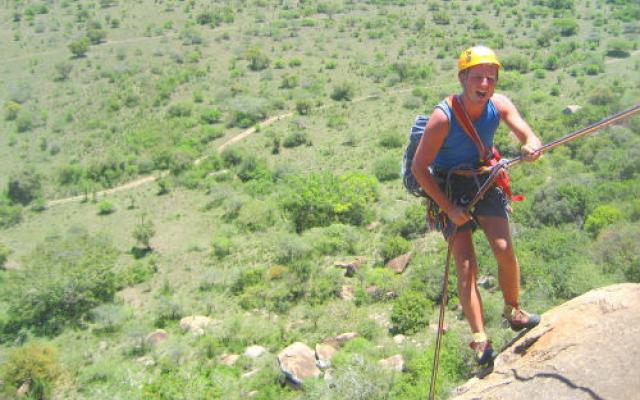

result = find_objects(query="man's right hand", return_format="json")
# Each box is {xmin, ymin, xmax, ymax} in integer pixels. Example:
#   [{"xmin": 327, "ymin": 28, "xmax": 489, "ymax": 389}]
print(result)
[{"xmin": 447, "ymin": 206, "xmax": 473, "ymax": 227}]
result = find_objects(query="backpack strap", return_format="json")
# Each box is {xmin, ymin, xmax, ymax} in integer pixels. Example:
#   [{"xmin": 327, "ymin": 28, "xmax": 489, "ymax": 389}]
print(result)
[
  {"xmin": 447, "ymin": 95, "xmax": 492, "ymax": 163},
  {"xmin": 447, "ymin": 95, "xmax": 524, "ymax": 202}
]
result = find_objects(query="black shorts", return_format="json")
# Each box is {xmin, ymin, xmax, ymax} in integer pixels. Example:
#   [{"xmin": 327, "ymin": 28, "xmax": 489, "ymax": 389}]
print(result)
[{"xmin": 434, "ymin": 171, "xmax": 509, "ymax": 239}]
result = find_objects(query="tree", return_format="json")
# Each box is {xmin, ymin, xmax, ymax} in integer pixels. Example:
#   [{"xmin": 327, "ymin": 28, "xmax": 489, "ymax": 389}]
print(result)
[
  {"xmin": 245, "ymin": 47, "xmax": 270, "ymax": 71},
  {"xmin": 3, "ymin": 228, "xmax": 118, "ymax": 336},
  {"xmin": 7, "ymin": 169, "xmax": 42, "ymax": 206},
  {"xmin": 553, "ymin": 17, "xmax": 579, "ymax": 36},
  {"xmin": 68, "ymin": 37, "xmax": 89, "ymax": 58},
  {"xmin": 330, "ymin": 82, "xmax": 355, "ymax": 101},
  {"xmin": 390, "ymin": 291, "xmax": 432, "ymax": 334},
  {"xmin": 86, "ymin": 20, "xmax": 106, "ymax": 44},
  {"xmin": 584, "ymin": 205, "xmax": 623, "ymax": 237},
  {"xmin": 54, "ymin": 62, "xmax": 73, "ymax": 81},
  {"xmin": 606, "ymin": 39, "xmax": 632, "ymax": 58},
  {"xmin": 133, "ymin": 214, "xmax": 156, "ymax": 251},
  {"xmin": 200, "ymin": 107, "xmax": 221, "ymax": 124},
  {"xmin": 2, "ymin": 342, "xmax": 60, "ymax": 398}
]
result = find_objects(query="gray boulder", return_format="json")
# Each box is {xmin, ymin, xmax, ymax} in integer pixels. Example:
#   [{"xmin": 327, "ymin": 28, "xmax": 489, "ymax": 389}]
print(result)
[{"xmin": 277, "ymin": 342, "xmax": 321, "ymax": 387}]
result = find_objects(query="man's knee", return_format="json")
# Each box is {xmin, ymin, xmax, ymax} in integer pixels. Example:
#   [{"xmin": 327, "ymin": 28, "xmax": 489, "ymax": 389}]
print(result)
[{"xmin": 492, "ymin": 238, "xmax": 511, "ymax": 254}]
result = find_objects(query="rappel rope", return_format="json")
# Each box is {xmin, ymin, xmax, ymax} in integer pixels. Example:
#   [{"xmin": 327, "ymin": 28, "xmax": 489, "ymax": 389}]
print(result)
[{"xmin": 427, "ymin": 103, "xmax": 640, "ymax": 400}]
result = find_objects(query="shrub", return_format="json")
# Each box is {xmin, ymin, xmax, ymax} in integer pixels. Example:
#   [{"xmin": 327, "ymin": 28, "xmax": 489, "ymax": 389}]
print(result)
[
  {"xmin": 295, "ymin": 98, "xmax": 313, "ymax": 115},
  {"xmin": 4, "ymin": 100, "xmax": 21, "ymax": 120},
  {"xmin": 330, "ymin": 82, "xmax": 355, "ymax": 101},
  {"xmin": 432, "ymin": 11, "xmax": 450, "ymax": 25},
  {"xmin": 167, "ymin": 102, "xmax": 193, "ymax": 118},
  {"xmin": 199, "ymin": 125, "xmax": 225, "ymax": 143},
  {"xmin": 235, "ymin": 199, "xmax": 279, "ymax": 232},
  {"xmin": 231, "ymin": 267, "xmax": 265, "ymax": 294},
  {"xmin": 54, "ymin": 62, "xmax": 73, "ymax": 81},
  {"xmin": 584, "ymin": 205, "xmax": 623, "ymax": 237},
  {"xmin": 272, "ymin": 233, "xmax": 311, "ymax": 264},
  {"xmin": 200, "ymin": 107, "xmax": 221, "ymax": 124},
  {"xmin": 86, "ymin": 20, "xmax": 107, "ymax": 44},
  {"xmin": 119, "ymin": 257, "xmax": 158, "ymax": 286},
  {"xmin": 280, "ymin": 172, "xmax": 379, "ymax": 232},
  {"xmin": 0, "ymin": 197, "xmax": 22, "ymax": 228},
  {"xmin": 221, "ymin": 146, "xmax": 247, "ymax": 167},
  {"xmin": 280, "ymin": 73, "xmax": 299, "ymax": 89},
  {"xmin": 236, "ymin": 155, "xmax": 272, "ymax": 182},
  {"xmin": 379, "ymin": 235, "xmax": 411, "ymax": 263},
  {"xmin": 501, "ymin": 54, "xmax": 530, "ymax": 73},
  {"xmin": 0, "ymin": 242, "xmax": 11, "ymax": 269},
  {"xmin": 532, "ymin": 180, "xmax": 592, "ymax": 226},
  {"xmin": 553, "ymin": 17, "xmax": 578, "ymax": 36},
  {"xmin": 592, "ymin": 223, "xmax": 640, "ymax": 282},
  {"xmin": 16, "ymin": 110, "xmax": 34, "ymax": 132},
  {"xmin": 89, "ymin": 304, "xmax": 128, "ymax": 333},
  {"xmin": 227, "ymin": 96, "xmax": 267, "ymax": 128},
  {"xmin": 211, "ymin": 235, "xmax": 232, "ymax": 259},
  {"xmin": 302, "ymin": 223, "xmax": 359, "ymax": 256},
  {"xmin": 282, "ymin": 131, "xmax": 309, "ymax": 148},
  {"xmin": 388, "ymin": 203, "xmax": 428, "ymax": 239},
  {"xmin": 378, "ymin": 132, "xmax": 403, "ymax": 149},
  {"xmin": 372, "ymin": 155, "xmax": 400, "ymax": 182},
  {"xmin": 544, "ymin": 54, "xmax": 559, "ymax": 70},
  {"xmin": 69, "ymin": 37, "xmax": 89, "ymax": 58},
  {"xmin": 245, "ymin": 47, "xmax": 270, "ymax": 71},
  {"xmin": 153, "ymin": 296, "xmax": 184, "ymax": 328},
  {"xmin": 7, "ymin": 169, "xmax": 42, "ymax": 206},
  {"xmin": 97, "ymin": 199, "xmax": 116, "ymax": 215},
  {"xmin": 1, "ymin": 342, "xmax": 60, "ymax": 396},
  {"xmin": 133, "ymin": 215, "xmax": 155, "ymax": 250},
  {"xmin": 606, "ymin": 39, "xmax": 632, "ymax": 58},
  {"xmin": 391, "ymin": 332, "xmax": 466, "ymax": 398},
  {"xmin": 390, "ymin": 290, "xmax": 432, "ymax": 334},
  {"xmin": 3, "ymin": 229, "xmax": 118, "ymax": 336}
]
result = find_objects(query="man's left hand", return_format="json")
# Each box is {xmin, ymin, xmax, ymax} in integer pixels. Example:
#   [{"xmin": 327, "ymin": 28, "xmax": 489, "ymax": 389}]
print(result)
[{"xmin": 521, "ymin": 144, "xmax": 541, "ymax": 162}]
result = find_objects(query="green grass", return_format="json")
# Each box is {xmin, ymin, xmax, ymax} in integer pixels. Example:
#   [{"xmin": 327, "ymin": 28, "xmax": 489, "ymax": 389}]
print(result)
[{"xmin": 1, "ymin": 0, "xmax": 639, "ymax": 398}]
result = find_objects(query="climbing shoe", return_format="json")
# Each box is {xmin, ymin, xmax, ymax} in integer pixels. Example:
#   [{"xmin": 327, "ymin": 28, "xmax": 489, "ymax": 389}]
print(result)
[
  {"xmin": 469, "ymin": 340, "xmax": 495, "ymax": 365},
  {"xmin": 504, "ymin": 305, "xmax": 540, "ymax": 332}
]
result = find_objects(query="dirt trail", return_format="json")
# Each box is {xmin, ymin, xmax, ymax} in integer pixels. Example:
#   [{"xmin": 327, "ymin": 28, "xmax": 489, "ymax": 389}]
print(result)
[
  {"xmin": 44, "ymin": 86, "xmax": 437, "ymax": 207},
  {"xmin": 46, "ymin": 112, "xmax": 294, "ymax": 207},
  {"xmin": 4, "ymin": 34, "xmax": 173, "ymax": 64}
]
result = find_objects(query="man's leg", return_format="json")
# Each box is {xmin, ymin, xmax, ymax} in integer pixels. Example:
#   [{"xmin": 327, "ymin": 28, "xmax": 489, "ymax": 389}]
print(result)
[
  {"xmin": 477, "ymin": 215, "xmax": 540, "ymax": 330},
  {"xmin": 452, "ymin": 229, "xmax": 484, "ymax": 334},
  {"xmin": 476, "ymin": 215, "xmax": 519, "ymax": 307},
  {"xmin": 452, "ymin": 228, "xmax": 495, "ymax": 363}
]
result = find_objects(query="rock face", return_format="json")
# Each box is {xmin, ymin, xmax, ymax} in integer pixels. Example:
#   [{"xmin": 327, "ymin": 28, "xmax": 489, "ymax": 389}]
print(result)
[
  {"xmin": 244, "ymin": 345, "xmax": 267, "ymax": 359},
  {"xmin": 386, "ymin": 252, "xmax": 412, "ymax": 274},
  {"xmin": 277, "ymin": 342, "xmax": 321, "ymax": 387},
  {"xmin": 563, "ymin": 104, "xmax": 582, "ymax": 115},
  {"xmin": 179, "ymin": 315, "xmax": 215, "ymax": 335},
  {"xmin": 145, "ymin": 329, "xmax": 169, "ymax": 346},
  {"xmin": 335, "ymin": 256, "xmax": 367, "ymax": 277},
  {"xmin": 451, "ymin": 283, "xmax": 640, "ymax": 400},
  {"xmin": 378, "ymin": 354, "xmax": 405, "ymax": 372},
  {"xmin": 315, "ymin": 343, "xmax": 338, "ymax": 369}
]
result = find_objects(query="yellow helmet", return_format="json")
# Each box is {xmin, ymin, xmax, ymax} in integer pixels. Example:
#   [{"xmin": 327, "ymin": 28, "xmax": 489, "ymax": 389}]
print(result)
[{"xmin": 458, "ymin": 46, "xmax": 501, "ymax": 73}]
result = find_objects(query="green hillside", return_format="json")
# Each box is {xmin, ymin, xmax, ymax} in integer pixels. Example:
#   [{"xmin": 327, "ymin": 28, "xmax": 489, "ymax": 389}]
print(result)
[{"xmin": 0, "ymin": 0, "xmax": 639, "ymax": 398}]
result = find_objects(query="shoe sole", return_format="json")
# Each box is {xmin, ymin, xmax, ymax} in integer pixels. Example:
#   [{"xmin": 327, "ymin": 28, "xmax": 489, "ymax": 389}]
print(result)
[{"xmin": 508, "ymin": 316, "xmax": 540, "ymax": 332}]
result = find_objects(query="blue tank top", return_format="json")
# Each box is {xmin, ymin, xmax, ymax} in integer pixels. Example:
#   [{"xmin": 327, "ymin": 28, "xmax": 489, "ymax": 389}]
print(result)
[{"xmin": 432, "ymin": 98, "xmax": 501, "ymax": 170}]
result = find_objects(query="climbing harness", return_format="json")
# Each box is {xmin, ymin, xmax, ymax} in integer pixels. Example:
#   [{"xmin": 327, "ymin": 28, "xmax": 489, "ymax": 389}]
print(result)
[{"xmin": 427, "ymin": 102, "xmax": 640, "ymax": 400}]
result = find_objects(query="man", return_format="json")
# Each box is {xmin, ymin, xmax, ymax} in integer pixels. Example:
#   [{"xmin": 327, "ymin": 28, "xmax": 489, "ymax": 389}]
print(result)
[{"xmin": 411, "ymin": 46, "xmax": 542, "ymax": 364}]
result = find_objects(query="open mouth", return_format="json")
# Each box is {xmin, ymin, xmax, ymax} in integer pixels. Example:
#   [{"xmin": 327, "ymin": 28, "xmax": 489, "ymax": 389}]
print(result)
[{"xmin": 476, "ymin": 91, "xmax": 487, "ymax": 99}]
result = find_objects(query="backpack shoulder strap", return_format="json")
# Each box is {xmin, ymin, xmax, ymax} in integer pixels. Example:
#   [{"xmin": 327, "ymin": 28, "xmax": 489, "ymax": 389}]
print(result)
[{"xmin": 448, "ymin": 95, "xmax": 491, "ymax": 162}]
